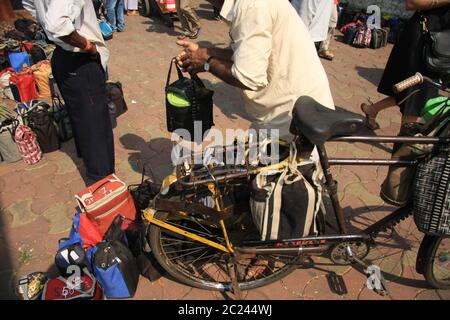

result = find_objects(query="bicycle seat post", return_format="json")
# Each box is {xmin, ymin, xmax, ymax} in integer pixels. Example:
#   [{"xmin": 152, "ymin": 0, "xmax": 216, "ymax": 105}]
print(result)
[{"xmin": 316, "ymin": 144, "xmax": 347, "ymax": 234}]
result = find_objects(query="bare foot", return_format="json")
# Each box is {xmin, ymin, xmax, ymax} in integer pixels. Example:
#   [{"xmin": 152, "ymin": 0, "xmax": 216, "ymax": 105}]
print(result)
[{"xmin": 361, "ymin": 103, "xmax": 380, "ymax": 130}]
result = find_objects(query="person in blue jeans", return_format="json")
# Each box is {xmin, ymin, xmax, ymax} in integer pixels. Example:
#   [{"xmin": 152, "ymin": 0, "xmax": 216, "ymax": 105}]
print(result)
[{"xmin": 106, "ymin": 0, "xmax": 125, "ymax": 32}]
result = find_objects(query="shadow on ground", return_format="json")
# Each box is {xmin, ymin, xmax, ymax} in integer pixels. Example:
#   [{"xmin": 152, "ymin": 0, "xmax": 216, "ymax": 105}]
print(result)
[
  {"xmin": 120, "ymin": 134, "xmax": 174, "ymax": 183},
  {"xmin": 355, "ymin": 66, "xmax": 384, "ymax": 87},
  {"xmin": 0, "ymin": 212, "xmax": 15, "ymax": 299}
]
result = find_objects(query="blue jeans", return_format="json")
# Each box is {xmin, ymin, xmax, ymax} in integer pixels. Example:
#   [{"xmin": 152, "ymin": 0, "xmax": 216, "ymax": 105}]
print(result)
[{"xmin": 106, "ymin": 0, "xmax": 125, "ymax": 31}]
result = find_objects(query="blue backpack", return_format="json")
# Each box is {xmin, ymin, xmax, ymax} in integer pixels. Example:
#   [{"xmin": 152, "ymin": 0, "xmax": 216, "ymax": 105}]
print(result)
[{"xmin": 98, "ymin": 19, "xmax": 113, "ymax": 41}]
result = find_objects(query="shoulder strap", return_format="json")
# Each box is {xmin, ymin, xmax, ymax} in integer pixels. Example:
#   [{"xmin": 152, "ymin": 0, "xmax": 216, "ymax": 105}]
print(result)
[{"xmin": 165, "ymin": 58, "xmax": 184, "ymax": 89}]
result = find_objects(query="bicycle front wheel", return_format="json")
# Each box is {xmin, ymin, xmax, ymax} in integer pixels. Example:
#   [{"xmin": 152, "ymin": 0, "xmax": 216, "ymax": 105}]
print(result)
[
  {"xmin": 148, "ymin": 210, "xmax": 299, "ymax": 291},
  {"xmin": 420, "ymin": 235, "xmax": 450, "ymax": 289}
]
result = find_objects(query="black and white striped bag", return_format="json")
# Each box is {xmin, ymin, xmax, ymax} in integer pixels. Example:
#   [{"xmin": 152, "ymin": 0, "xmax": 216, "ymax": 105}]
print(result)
[
  {"xmin": 249, "ymin": 144, "xmax": 323, "ymax": 241},
  {"xmin": 413, "ymin": 143, "xmax": 450, "ymax": 236}
]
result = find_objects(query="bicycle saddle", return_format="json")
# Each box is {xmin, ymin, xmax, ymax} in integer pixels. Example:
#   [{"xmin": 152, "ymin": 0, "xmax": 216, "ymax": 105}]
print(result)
[{"xmin": 290, "ymin": 96, "xmax": 366, "ymax": 145}]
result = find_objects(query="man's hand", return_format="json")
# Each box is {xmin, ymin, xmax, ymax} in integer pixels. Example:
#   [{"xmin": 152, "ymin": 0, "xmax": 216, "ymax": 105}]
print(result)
[{"xmin": 176, "ymin": 40, "xmax": 209, "ymax": 74}]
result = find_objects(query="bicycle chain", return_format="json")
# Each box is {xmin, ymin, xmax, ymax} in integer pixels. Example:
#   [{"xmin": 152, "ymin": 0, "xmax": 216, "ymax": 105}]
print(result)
[{"xmin": 366, "ymin": 209, "xmax": 413, "ymax": 238}]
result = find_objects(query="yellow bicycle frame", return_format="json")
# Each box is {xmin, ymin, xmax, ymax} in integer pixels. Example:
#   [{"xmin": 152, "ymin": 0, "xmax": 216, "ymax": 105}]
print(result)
[{"xmin": 142, "ymin": 158, "xmax": 290, "ymax": 254}]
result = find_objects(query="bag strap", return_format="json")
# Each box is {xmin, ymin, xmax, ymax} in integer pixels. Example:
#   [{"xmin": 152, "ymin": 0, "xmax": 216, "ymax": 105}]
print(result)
[{"xmin": 165, "ymin": 58, "xmax": 184, "ymax": 89}]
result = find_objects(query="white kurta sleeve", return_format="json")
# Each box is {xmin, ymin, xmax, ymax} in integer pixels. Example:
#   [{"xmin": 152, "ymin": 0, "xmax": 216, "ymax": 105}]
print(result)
[
  {"xmin": 44, "ymin": 0, "xmax": 85, "ymax": 38},
  {"xmin": 230, "ymin": 2, "xmax": 273, "ymax": 91}
]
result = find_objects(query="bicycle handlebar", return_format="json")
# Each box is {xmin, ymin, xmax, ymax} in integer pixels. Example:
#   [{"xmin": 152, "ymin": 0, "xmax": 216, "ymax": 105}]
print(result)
[
  {"xmin": 393, "ymin": 73, "xmax": 423, "ymax": 93},
  {"xmin": 393, "ymin": 72, "xmax": 449, "ymax": 93}
]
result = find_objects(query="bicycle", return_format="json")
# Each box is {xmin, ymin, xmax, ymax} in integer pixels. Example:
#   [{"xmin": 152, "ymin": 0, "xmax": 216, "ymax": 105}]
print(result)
[{"xmin": 141, "ymin": 73, "xmax": 450, "ymax": 296}]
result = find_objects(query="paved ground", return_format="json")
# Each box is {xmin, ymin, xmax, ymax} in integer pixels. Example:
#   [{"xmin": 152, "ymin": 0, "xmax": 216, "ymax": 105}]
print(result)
[{"xmin": 0, "ymin": 2, "xmax": 449, "ymax": 300}]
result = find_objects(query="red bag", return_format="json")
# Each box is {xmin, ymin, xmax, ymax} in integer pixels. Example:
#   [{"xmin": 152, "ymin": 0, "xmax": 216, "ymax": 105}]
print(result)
[
  {"xmin": 9, "ymin": 70, "xmax": 38, "ymax": 102},
  {"xmin": 75, "ymin": 174, "xmax": 137, "ymax": 236},
  {"xmin": 14, "ymin": 124, "xmax": 42, "ymax": 165},
  {"xmin": 42, "ymin": 272, "xmax": 103, "ymax": 300}
]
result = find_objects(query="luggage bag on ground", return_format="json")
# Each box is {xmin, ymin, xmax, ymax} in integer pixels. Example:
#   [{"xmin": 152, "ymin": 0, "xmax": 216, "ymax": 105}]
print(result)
[{"xmin": 75, "ymin": 174, "xmax": 137, "ymax": 236}]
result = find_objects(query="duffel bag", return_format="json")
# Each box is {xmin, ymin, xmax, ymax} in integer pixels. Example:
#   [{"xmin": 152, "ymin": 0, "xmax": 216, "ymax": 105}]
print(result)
[
  {"xmin": 413, "ymin": 143, "xmax": 450, "ymax": 236},
  {"xmin": 249, "ymin": 143, "xmax": 323, "ymax": 241},
  {"xmin": 75, "ymin": 174, "xmax": 137, "ymax": 236},
  {"xmin": 90, "ymin": 239, "xmax": 139, "ymax": 299},
  {"xmin": 370, "ymin": 28, "xmax": 384, "ymax": 49},
  {"xmin": 42, "ymin": 270, "xmax": 103, "ymax": 300},
  {"xmin": 27, "ymin": 107, "xmax": 60, "ymax": 153}
]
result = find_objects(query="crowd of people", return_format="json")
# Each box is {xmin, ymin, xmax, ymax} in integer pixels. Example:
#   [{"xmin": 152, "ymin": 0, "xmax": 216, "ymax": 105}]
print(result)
[{"xmin": 19, "ymin": 0, "xmax": 450, "ymax": 186}]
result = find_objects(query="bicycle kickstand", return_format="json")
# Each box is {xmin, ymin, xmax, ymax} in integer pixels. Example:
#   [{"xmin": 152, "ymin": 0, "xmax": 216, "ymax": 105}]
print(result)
[
  {"xmin": 228, "ymin": 258, "xmax": 243, "ymax": 300},
  {"xmin": 345, "ymin": 245, "xmax": 389, "ymax": 296}
]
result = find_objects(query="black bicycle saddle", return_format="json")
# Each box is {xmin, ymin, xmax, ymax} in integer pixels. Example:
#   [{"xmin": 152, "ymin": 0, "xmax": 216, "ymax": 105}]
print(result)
[{"xmin": 290, "ymin": 96, "xmax": 366, "ymax": 145}]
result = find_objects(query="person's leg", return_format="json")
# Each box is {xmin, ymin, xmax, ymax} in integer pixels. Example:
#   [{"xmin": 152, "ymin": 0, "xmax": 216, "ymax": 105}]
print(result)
[
  {"xmin": 106, "ymin": 0, "xmax": 118, "ymax": 31},
  {"xmin": 361, "ymin": 96, "xmax": 397, "ymax": 130},
  {"xmin": 180, "ymin": 0, "xmax": 201, "ymax": 36},
  {"xmin": 213, "ymin": 5, "xmax": 221, "ymax": 20},
  {"xmin": 176, "ymin": 0, "xmax": 192, "ymax": 36},
  {"xmin": 51, "ymin": 50, "xmax": 115, "ymax": 184},
  {"xmin": 116, "ymin": 0, "xmax": 125, "ymax": 31},
  {"xmin": 319, "ymin": 5, "xmax": 338, "ymax": 60}
]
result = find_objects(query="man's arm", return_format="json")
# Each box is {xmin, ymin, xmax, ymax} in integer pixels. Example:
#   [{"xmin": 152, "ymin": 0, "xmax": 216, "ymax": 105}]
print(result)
[
  {"xmin": 22, "ymin": 0, "xmax": 37, "ymax": 19},
  {"xmin": 175, "ymin": 41, "xmax": 250, "ymax": 90},
  {"xmin": 44, "ymin": 0, "xmax": 98, "ymax": 56},
  {"xmin": 207, "ymin": 48, "xmax": 234, "ymax": 62},
  {"xmin": 207, "ymin": 57, "xmax": 250, "ymax": 90},
  {"xmin": 405, "ymin": 0, "xmax": 450, "ymax": 10}
]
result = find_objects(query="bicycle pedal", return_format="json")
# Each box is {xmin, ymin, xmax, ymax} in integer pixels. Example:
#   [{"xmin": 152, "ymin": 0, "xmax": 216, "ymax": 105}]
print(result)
[
  {"xmin": 326, "ymin": 272, "xmax": 348, "ymax": 295},
  {"xmin": 365, "ymin": 265, "xmax": 389, "ymax": 296}
]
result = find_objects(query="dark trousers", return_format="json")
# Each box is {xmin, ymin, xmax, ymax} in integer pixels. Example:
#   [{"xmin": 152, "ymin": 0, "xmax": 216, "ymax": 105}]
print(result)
[{"xmin": 51, "ymin": 47, "xmax": 115, "ymax": 184}]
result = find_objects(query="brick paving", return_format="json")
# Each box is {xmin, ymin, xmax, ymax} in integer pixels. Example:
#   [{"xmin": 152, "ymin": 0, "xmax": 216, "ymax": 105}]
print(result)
[{"xmin": 0, "ymin": 1, "xmax": 448, "ymax": 300}]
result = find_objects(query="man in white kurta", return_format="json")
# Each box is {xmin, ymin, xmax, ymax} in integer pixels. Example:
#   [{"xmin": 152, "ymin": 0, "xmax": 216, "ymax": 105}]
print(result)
[
  {"xmin": 176, "ymin": 0, "xmax": 335, "ymax": 140},
  {"xmin": 291, "ymin": 0, "xmax": 333, "ymax": 44}
]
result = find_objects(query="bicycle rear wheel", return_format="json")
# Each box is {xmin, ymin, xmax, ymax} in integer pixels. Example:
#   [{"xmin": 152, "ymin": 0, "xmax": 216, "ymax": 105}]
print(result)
[
  {"xmin": 148, "ymin": 210, "xmax": 300, "ymax": 291},
  {"xmin": 420, "ymin": 235, "xmax": 450, "ymax": 289}
]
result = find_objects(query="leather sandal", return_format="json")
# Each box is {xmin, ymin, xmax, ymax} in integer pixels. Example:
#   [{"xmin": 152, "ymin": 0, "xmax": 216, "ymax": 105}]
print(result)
[{"xmin": 361, "ymin": 102, "xmax": 380, "ymax": 130}]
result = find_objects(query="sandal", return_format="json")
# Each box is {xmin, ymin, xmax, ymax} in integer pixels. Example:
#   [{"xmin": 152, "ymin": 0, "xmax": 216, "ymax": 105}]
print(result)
[
  {"xmin": 189, "ymin": 28, "xmax": 201, "ymax": 39},
  {"xmin": 361, "ymin": 102, "xmax": 380, "ymax": 130},
  {"xmin": 318, "ymin": 50, "xmax": 334, "ymax": 61},
  {"xmin": 177, "ymin": 32, "xmax": 190, "ymax": 40}
]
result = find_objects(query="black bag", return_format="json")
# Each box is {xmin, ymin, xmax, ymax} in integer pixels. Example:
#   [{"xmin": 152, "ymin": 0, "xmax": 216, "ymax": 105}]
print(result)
[
  {"xmin": 105, "ymin": 215, "xmax": 164, "ymax": 282},
  {"xmin": 421, "ymin": 15, "xmax": 450, "ymax": 77},
  {"xmin": 0, "ymin": 56, "xmax": 8, "ymax": 70},
  {"xmin": 27, "ymin": 108, "xmax": 60, "ymax": 153},
  {"xmin": 423, "ymin": 30, "xmax": 450, "ymax": 77},
  {"xmin": 91, "ymin": 237, "xmax": 139, "ymax": 298},
  {"xmin": 249, "ymin": 144, "xmax": 322, "ymax": 240},
  {"xmin": 165, "ymin": 59, "xmax": 214, "ymax": 142},
  {"xmin": 29, "ymin": 44, "xmax": 47, "ymax": 64},
  {"xmin": 51, "ymin": 95, "xmax": 73, "ymax": 142},
  {"xmin": 344, "ymin": 25, "xmax": 362, "ymax": 45},
  {"xmin": 128, "ymin": 170, "xmax": 161, "ymax": 213},
  {"xmin": 106, "ymin": 81, "xmax": 127, "ymax": 118}
]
